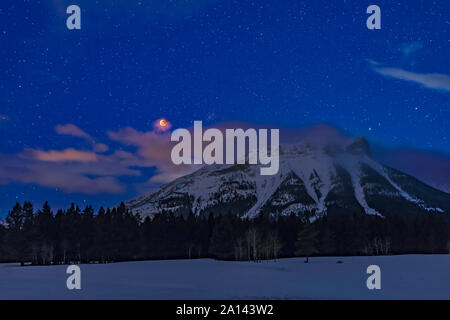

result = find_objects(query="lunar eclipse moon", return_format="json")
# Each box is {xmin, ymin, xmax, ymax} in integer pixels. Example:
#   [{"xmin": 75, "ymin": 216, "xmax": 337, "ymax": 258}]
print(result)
[{"xmin": 154, "ymin": 118, "xmax": 171, "ymax": 132}]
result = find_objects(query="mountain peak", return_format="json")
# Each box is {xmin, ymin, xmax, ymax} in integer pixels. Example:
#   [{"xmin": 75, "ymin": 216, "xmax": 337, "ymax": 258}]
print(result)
[
  {"xmin": 126, "ymin": 132, "xmax": 449, "ymax": 220},
  {"xmin": 346, "ymin": 137, "xmax": 371, "ymax": 156}
]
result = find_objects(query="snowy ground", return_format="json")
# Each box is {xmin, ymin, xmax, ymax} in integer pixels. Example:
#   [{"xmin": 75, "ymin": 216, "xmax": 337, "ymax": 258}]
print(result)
[{"xmin": 0, "ymin": 255, "xmax": 449, "ymax": 299}]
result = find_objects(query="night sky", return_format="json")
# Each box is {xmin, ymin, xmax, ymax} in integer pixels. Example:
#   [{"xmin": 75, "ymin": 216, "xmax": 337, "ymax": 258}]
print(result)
[{"xmin": 0, "ymin": 0, "xmax": 449, "ymax": 216}]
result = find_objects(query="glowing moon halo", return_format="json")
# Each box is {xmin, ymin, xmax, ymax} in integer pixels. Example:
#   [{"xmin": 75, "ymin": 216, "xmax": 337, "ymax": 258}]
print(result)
[{"xmin": 154, "ymin": 118, "xmax": 171, "ymax": 132}]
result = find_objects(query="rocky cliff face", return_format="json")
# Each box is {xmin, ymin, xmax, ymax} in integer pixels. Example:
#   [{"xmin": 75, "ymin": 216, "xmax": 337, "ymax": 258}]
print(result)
[{"xmin": 126, "ymin": 136, "xmax": 449, "ymax": 220}]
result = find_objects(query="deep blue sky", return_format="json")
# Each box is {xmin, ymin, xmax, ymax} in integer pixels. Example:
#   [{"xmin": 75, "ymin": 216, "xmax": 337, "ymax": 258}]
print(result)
[{"xmin": 0, "ymin": 0, "xmax": 449, "ymax": 215}]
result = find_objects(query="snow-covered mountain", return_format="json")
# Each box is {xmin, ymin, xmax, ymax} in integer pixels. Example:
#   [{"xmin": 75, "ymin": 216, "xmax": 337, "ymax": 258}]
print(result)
[{"xmin": 126, "ymin": 136, "xmax": 450, "ymax": 220}]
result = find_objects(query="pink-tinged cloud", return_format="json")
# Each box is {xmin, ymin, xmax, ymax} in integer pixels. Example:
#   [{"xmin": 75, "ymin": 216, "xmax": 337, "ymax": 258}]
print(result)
[
  {"xmin": 23, "ymin": 148, "xmax": 98, "ymax": 163},
  {"xmin": 0, "ymin": 154, "xmax": 132, "ymax": 194},
  {"xmin": 107, "ymin": 127, "xmax": 172, "ymax": 163},
  {"xmin": 1, "ymin": 123, "xmax": 181, "ymax": 194},
  {"xmin": 55, "ymin": 124, "xmax": 110, "ymax": 153},
  {"xmin": 107, "ymin": 126, "xmax": 196, "ymax": 183},
  {"xmin": 2, "ymin": 122, "xmax": 449, "ymax": 196},
  {"xmin": 108, "ymin": 121, "xmax": 287, "ymax": 184},
  {"xmin": 93, "ymin": 143, "xmax": 109, "ymax": 153},
  {"xmin": 0, "ymin": 114, "xmax": 8, "ymax": 121},
  {"xmin": 56, "ymin": 124, "xmax": 92, "ymax": 140}
]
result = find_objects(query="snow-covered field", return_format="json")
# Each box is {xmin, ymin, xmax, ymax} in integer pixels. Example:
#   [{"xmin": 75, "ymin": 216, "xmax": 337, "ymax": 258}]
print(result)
[{"xmin": 0, "ymin": 255, "xmax": 449, "ymax": 300}]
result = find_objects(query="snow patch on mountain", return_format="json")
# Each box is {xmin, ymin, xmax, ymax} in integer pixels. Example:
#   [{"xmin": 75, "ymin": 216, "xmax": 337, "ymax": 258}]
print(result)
[
  {"xmin": 366, "ymin": 158, "xmax": 444, "ymax": 213},
  {"xmin": 126, "ymin": 136, "xmax": 449, "ymax": 220}
]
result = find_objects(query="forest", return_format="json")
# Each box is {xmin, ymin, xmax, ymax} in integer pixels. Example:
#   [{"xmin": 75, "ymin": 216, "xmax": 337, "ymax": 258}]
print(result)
[{"xmin": 0, "ymin": 201, "xmax": 449, "ymax": 265}]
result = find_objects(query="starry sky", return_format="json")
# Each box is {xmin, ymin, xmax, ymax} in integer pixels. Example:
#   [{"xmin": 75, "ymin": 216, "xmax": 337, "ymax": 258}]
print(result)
[{"xmin": 0, "ymin": 0, "xmax": 449, "ymax": 215}]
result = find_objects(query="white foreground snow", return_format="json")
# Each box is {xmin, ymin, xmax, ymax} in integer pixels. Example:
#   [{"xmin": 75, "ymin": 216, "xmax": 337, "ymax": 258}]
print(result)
[{"xmin": 0, "ymin": 255, "xmax": 449, "ymax": 300}]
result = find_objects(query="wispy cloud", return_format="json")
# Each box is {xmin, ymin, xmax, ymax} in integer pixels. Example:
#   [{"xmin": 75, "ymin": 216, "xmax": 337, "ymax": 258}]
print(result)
[
  {"xmin": 399, "ymin": 41, "xmax": 422, "ymax": 58},
  {"xmin": 23, "ymin": 148, "xmax": 98, "ymax": 163},
  {"xmin": 0, "ymin": 153, "xmax": 137, "ymax": 194},
  {"xmin": 56, "ymin": 124, "xmax": 92, "ymax": 139},
  {"xmin": 56, "ymin": 123, "xmax": 109, "ymax": 153},
  {"xmin": 373, "ymin": 67, "xmax": 450, "ymax": 92},
  {"xmin": 0, "ymin": 114, "xmax": 8, "ymax": 121},
  {"xmin": 0, "ymin": 123, "xmax": 192, "ymax": 194},
  {"xmin": 1, "ymin": 122, "xmax": 449, "ymax": 196},
  {"xmin": 107, "ymin": 127, "xmax": 197, "ymax": 184},
  {"xmin": 0, "ymin": 125, "xmax": 141, "ymax": 194}
]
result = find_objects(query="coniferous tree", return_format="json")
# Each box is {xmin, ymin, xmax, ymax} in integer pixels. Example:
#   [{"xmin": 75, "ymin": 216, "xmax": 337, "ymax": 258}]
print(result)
[
  {"xmin": 5, "ymin": 203, "xmax": 26, "ymax": 265},
  {"xmin": 0, "ymin": 220, "xmax": 7, "ymax": 261},
  {"xmin": 80, "ymin": 205, "xmax": 95, "ymax": 262},
  {"xmin": 209, "ymin": 212, "xmax": 235, "ymax": 260},
  {"xmin": 1, "ymin": 200, "xmax": 449, "ymax": 264},
  {"xmin": 33, "ymin": 202, "xmax": 55, "ymax": 264}
]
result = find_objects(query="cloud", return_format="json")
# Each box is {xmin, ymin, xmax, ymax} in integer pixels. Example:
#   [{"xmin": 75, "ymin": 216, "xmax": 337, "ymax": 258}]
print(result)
[
  {"xmin": 108, "ymin": 127, "xmax": 171, "ymax": 163},
  {"xmin": 0, "ymin": 153, "xmax": 135, "ymax": 194},
  {"xmin": 93, "ymin": 143, "xmax": 109, "ymax": 153},
  {"xmin": 107, "ymin": 127, "xmax": 198, "ymax": 184},
  {"xmin": 0, "ymin": 125, "xmax": 140, "ymax": 194},
  {"xmin": 0, "ymin": 114, "xmax": 8, "ymax": 121},
  {"xmin": 365, "ymin": 59, "xmax": 382, "ymax": 67},
  {"xmin": 2, "ymin": 122, "xmax": 449, "ymax": 197},
  {"xmin": 399, "ymin": 41, "xmax": 422, "ymax": 58},
  {"xmin": 56, "ymin": 124, "xmax": 92, "ymax": 140},
  {"xmin": 0, "ymin": 123, "xmax": 193, "ymax": 194},
  {"xmin": 22, "ymin": 148, "xmax": 98, "ymax": 163},
  {"xmin": 373, "ymin": 67, "xmax": 450, "ymax": 92},
  {"xmin": 56, "ymin": 124, "xmax": 109, "ymax": 153}
]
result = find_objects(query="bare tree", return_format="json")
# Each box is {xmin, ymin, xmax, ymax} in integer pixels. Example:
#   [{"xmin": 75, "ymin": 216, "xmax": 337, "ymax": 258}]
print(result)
[
  {"xmin": 187, "ymin": 242, "xmax": 195, "ymax": 259},
  {"xmin": 40, "ymin": 243, "xmax": 54, "ymax": 265},
  {"xmin": 62, "ymin": 239, "xmax": 68, "ymax": 264},
  {"xmin": 234, "ymin": 237, "xmax": 245, "ymax": 261},
  {"xmin": 31, "ymin": 243, "xmax": 39, "ymax": 265},
  {"xmin": 246, "ymin": 231, "xmax": 252, "ymax": 261},
  {"xmin": 269, "ymin": 231, "xmax": 283, "ymax": 261},
  {"xmin": 262, "ymin": 239, "xmax": 271, "ymax": 261},
  {"xmin": 246, "ymin": 227, "xmax": 259, "ymax": 262}
]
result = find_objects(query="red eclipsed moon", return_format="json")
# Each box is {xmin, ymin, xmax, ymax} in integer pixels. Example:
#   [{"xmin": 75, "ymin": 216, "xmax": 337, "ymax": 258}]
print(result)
[{"xmin": 154, "ymin": 118, "xmax": 171, "ymax": 132}]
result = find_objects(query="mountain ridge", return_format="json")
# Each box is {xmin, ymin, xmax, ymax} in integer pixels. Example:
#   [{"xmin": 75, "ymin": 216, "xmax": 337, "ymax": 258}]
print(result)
[{"xmin": 125, "ymin": 136, "xmax": 450, "ymax": 220}]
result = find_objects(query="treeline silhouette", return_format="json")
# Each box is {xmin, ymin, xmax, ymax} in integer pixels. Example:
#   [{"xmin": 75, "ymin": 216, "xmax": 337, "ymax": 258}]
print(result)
[{"xmin": 0, "ymin": 201, "xmax": 449, "ymax": 265}]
